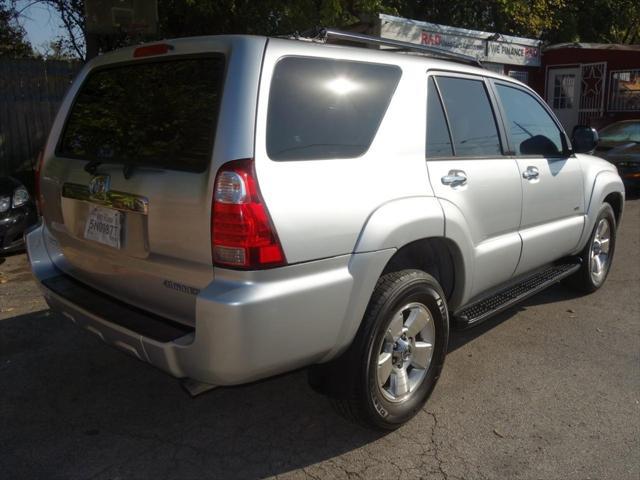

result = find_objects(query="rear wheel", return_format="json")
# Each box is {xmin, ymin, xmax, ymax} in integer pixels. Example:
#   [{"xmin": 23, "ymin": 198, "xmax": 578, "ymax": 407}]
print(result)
[
  {"xmin": 567, "ymin": 203, "xmax": 616, "ymax": 293},
  {"xmin": 327, "ymin": 270, "xmax": 449, "ymax": 430}
]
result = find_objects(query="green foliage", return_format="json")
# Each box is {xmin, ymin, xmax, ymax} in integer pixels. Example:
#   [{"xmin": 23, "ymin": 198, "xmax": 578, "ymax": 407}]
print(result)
[
  {"xmin": 545, "ymin": 0, "xmax": 640, "ymax": 43},
  {"xmin": 157, "ymin": 0, "xmax": 638, "ymax": 44},
  {"xmin": 10, "ymin": 0, "xmax": 640, "ymax": 61},
  {"xmin": 0, "ymin": 1, "xmax": 33, "ymax": 57},
  {"xmin": 158, "ymin": 0, "xmax": 398, "ymax": 38},
  {"xmin": 37, "ymin": 37, "xmax": 79, "ymax": 59}
]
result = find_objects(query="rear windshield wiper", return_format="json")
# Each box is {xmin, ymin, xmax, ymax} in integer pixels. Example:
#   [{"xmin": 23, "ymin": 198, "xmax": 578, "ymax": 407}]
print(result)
[
  {"xmin": 84, "ymin": 159, "xmax": 101, "ymax": 175},
  {"xmin": 123, "ymin": 163, "xmax": 136, "ymax": 179},
  {"xmin": 85, "ymin": 160, "xmax": 148, "ymax": 179}
]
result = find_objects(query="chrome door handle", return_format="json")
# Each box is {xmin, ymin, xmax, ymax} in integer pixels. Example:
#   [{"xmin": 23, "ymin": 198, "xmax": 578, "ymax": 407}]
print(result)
[
  {"xmin": 522, "ymin": 166, "xmax": 540, "ymax": 180},
  {"xmin": 441, "ymin": 170, "xmax": 468, "ymax": 187}
]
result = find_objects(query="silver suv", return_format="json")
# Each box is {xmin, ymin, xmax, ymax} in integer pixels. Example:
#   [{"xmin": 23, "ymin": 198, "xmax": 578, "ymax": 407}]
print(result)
[{"xmin": 27, "ymin": 31, "xmax": 624, "ymax": 430}]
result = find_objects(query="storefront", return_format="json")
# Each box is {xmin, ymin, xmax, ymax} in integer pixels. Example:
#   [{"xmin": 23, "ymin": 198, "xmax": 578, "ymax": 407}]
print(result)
[
  {"xmin": 530, "ymin": 43, "xmax": 640, "ymax": 133},
  {"xmin": 375, "ymin": 14, "xmax": 542, "ymax": 84}
]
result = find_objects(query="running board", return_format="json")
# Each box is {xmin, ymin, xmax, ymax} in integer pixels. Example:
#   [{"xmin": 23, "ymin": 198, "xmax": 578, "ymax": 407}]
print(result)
[{"xmin": 454, "ymin": 261, "xmax": 581, "ymax": 328}]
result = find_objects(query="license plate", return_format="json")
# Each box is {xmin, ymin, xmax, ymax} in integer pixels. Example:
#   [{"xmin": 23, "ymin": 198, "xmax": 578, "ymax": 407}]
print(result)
[{"xmin": 84, "ymin": 206, "xmax": 122, "ymax": 249}]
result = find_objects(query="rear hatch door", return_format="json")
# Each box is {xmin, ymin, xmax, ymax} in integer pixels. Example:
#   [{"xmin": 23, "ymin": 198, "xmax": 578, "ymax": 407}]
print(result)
[{"xmin": 39, "ymin": 38, "xmax": 264, "ymax": 326}]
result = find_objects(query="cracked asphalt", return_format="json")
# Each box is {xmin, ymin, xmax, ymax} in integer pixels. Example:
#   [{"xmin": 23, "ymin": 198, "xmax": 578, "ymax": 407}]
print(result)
[{"xmin": 1, "ymin": 196, "xmax": 638, "ymax": 480}]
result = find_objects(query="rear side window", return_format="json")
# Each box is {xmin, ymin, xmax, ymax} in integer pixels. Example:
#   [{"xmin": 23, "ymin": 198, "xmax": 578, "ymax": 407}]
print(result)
[
  {"xmin": 266, "ymin": 57, "xmax": 401, "ymax": 161},
  {"xmin": 496, "ymin": 84, "xmax": 565, "ymax": 156},
  {"xmin": 436, "ymin": 76, "xmax": 502, "ymax": 157},
  {"xmin": 426, "ymin": 78, "xmax": 453, "ymax": 157},
  {"xmin": 58, "ymin": 56, "xmax": 225, "ymax": 172}
]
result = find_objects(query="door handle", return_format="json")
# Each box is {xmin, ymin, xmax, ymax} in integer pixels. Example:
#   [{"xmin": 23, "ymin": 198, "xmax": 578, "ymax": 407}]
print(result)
[
  {"xmin": 441, "ymin": 170, "xmax": 468, "ymax": 187},
  {"xmin": 522, "ymin": 166, "xmax": 540, "ymax": 180}
]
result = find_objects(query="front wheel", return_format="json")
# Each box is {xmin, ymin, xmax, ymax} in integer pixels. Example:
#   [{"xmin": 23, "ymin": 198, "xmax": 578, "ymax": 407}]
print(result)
[
  {"xmin": 330, "ymin": 270, "xmax": 449, "ymax": 430},
  {"xmin": 567, "ymin": 203, "xmax": 617, "ymax": 293}
]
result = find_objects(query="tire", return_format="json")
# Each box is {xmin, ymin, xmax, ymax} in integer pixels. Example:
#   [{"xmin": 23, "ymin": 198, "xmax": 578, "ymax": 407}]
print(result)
[
  {"xmin": 566, "ymin": 203, "xmax": 617, "ymax": 293},
  {"xmin": 323, "ymin": 270, "xmax": 449, "ymax": 430}
]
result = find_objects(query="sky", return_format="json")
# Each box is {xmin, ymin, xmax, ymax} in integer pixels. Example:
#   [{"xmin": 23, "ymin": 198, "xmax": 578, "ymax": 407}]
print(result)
[{"xmin": 15, "ymin": 2, "xmax": 65, "ymax": 52}]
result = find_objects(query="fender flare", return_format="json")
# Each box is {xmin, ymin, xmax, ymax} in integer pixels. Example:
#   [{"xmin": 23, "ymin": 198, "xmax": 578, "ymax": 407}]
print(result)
[
  {"xmin": 353, "ymin": 196, "xmax": 445, "ymax": 253},
  {"xmin": 321, "ymin": 197, "xmax": 451, "ymax": 361},
  {"xmin": 577, "ymin": 170, "xmax": 625, "ymax": 251}
]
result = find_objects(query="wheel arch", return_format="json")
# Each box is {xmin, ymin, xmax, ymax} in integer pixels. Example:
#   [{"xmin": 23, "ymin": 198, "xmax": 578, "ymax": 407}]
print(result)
[
  {"xmin": 577, "ymin": 170, "xmax": 625, "ymax": 252},
  {"xmin": 603, "ymin": 191, "xmax": 623, "ymax": 226},
  {"xmin": 321, "ymin": 196, "xmax": 470, "ymax": 363},
  {"xmin": 380, "ymin": 237, "xmax": 465, "ymax": 307}
]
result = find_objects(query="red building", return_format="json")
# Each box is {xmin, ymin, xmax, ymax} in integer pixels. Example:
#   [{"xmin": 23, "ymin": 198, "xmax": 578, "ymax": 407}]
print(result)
[{"xmin": 531, "ymin": 43, "xmax": 640, "ymax": 134}]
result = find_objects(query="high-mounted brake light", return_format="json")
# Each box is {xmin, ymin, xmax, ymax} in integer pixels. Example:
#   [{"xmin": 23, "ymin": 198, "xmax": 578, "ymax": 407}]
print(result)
[
  {"xmin": 212, "ymin": 159, "xmax": 286, "ymax": 269},
  {"xmin": 133, "ymin": 43, "xmax": 173, "ymax": 58}
]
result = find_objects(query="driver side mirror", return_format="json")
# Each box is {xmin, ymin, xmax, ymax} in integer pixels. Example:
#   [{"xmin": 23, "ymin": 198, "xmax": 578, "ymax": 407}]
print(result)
[{"xmin": 572, "ymin": 125, "xmax": 599, "ymax": 154}]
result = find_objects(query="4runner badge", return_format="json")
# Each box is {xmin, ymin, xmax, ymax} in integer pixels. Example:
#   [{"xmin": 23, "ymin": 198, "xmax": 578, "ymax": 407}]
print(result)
[{"xmin": 163, "ymin": 280, "xmax": 200, "ymax": 296}]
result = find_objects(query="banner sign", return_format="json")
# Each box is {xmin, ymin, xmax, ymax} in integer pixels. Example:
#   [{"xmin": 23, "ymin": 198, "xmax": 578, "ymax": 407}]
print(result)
[
  {"xmin": 487, "ymin": 41, "xmax": 540, "ymax": 66},
  {"xmin": 419, "ymin": 31, "xmax": 486, "ymax": 58},
  {"xmin": 379, "ymin": 15, "xmax": 541, "ymax": 67}
]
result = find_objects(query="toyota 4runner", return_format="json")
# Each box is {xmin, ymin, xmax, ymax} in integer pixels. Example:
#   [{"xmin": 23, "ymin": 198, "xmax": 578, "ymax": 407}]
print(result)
[{"xmin": 26, "ymin": 31, "xmax": 625, "ymax": 430}]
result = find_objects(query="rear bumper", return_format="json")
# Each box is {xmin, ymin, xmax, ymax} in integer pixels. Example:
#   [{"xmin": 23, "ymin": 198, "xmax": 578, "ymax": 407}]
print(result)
[{"xmin": 26, "ymin": 223, "xmax": 382, "ymax": 386}]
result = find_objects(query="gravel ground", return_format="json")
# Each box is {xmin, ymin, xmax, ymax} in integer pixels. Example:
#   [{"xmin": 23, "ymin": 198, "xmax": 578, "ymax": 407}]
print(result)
[{"xmin": 1, "ymin": 197, "xmax": 638, "ymax": 480}]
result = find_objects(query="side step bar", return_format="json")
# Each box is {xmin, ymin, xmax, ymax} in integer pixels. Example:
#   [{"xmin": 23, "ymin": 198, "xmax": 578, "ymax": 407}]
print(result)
[{"xmin": 454, "ymin": 261, "xmax": 581, "ymax": 328}]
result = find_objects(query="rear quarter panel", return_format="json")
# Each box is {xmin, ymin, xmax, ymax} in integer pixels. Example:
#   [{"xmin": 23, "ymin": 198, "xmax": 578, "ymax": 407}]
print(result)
[{"xmin": 254, "ymin": 39, "xmax": 435, "ymax": 263}]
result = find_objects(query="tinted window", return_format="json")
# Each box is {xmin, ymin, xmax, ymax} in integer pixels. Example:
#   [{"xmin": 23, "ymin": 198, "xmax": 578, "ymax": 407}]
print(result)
[
  {"xmin": 59, "ymin": 56, "xmax": 225, "ymax": 172},
  {"xmin": 496, "ymin": 84, "xmax": 564, "ymax": 156},
  {"xmin": 426, "ymin": 78, "xmax": 453, "ymax": 157},
  {"xmin": 599, "ymin": 122, "xmax": 640, "ymax": 143},
  {"xmin": 436, "ymin": 77, "xmax": 502, "ymax": 157},
  {"xmin": 267, "ymin": 57, "xmax": 401, "ymax": 161}
]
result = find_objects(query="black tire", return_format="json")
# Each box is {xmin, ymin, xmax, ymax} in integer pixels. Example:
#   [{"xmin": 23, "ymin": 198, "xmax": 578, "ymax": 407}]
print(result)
[
  {"xmin": 566, "ymin": 203, "xmax": 617, "ymax": 293},
  {"xmin": 318, "ymin": 270, "xmax": 449, "ymax": 430}
]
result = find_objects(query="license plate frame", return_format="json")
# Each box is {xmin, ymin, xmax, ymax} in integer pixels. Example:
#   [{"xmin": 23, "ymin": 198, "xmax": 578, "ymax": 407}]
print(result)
[{"xmin": 84, "ymin": 205, "xmax": 123, "ymax": 249}]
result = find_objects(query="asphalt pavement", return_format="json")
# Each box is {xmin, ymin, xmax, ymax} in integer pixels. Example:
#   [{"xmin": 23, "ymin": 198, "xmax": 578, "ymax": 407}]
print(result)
[{"xmin": 1, "ymin": 197, "xmax": 638, "ymax": 479}]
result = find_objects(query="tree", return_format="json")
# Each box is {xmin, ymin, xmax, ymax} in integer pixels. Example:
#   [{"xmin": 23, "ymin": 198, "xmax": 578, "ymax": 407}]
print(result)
[
  {"xmin": 10, "ymin": 0, "xmax": 640, "ymax": 62},
  {"xmin": 38, "ymin": 37, "xmax": 78, "ymax": 59},
  {"xmin": 12, "ymin": 0, "xmax": 85, "ymax": 59},
  {"xmin": 0, "ymin": 1, "xmax": 33, "ymax": 56},
  {"xmin": 157, "ymin": 0, "xmax": 397, "ymax": 39},
  {"xmin": 546, "ymin": 0, "xmax": 640, "ymax": 44}
]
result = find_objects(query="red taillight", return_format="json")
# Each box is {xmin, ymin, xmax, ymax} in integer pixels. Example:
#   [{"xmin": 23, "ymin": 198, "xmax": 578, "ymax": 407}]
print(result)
[
  {"xmin": 212, "ymin": 159, "xmax": 286, "ymax": 269},
  {"xmin": 133, "ymin": 43, "xmax": 173, "ymax": 58},
  {"xmin": 34, "ymin": 150, "xmax": 44, "ymax": 214}
]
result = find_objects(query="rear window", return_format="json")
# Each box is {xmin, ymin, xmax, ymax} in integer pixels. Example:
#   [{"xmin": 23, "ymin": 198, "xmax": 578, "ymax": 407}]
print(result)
[
  {"xmin": 266, "ymin": 57, "xmax": 401, "ymax": 161},
  {"xmin": 58, "ymin": 56, "xmax": 225, "ymax": 172}
]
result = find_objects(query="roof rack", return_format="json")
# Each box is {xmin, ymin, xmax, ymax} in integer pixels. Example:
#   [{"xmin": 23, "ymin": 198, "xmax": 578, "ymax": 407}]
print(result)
[{"xmin": 293, "ymin": 28, "xmax": 483, "ymax": 68}]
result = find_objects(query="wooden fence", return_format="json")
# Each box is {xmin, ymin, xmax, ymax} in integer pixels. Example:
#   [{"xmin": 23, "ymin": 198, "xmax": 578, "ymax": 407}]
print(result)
[{"xmin": 0, "ymin": 58, "xmax": 81, "ymax": 180}]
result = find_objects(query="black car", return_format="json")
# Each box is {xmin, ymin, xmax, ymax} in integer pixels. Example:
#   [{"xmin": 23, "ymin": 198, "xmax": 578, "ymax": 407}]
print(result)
[
  {"xmin": 0, "ymin": 177, "xmax": 38, "ymax": 254},
  {"xmin": 595, "ymin": 120, "xmax": 640, "ymax": 191}
]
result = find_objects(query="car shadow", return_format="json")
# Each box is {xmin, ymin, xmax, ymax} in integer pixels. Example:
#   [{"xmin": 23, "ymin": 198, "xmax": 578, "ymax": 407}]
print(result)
[
  {"xmin": 448, "ymin": 282, "xmax": 583, "ymax": 353},
  {"xmin": 0, "ymin": 281, "xmax": 587, "ymax": 478},
  {"xmin": 0, "ymin": 309, "xmax": 385, "ymax": 479}
]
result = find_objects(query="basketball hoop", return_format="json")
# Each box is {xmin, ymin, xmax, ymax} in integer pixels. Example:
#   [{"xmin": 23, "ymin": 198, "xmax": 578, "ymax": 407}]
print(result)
[{"xmin": 85, "ymin": 0, "xmax": 158, "ymax": 36}]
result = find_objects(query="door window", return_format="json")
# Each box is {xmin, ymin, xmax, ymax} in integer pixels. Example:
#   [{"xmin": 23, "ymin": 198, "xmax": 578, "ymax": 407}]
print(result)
[
  {"xmin": 496, "ymin": 84, "xmax": 565, "ymax": 156},
  {"xmin": 426, "ymin": 78, "xmax": 453, "ymax": 157},
  {"xmin": 599, "ymin": 121, "xmax": 640, "ymax": 143},
  {"xmin": 435, "ymin": 76, "xmax": 502, "ymax": 157}
]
